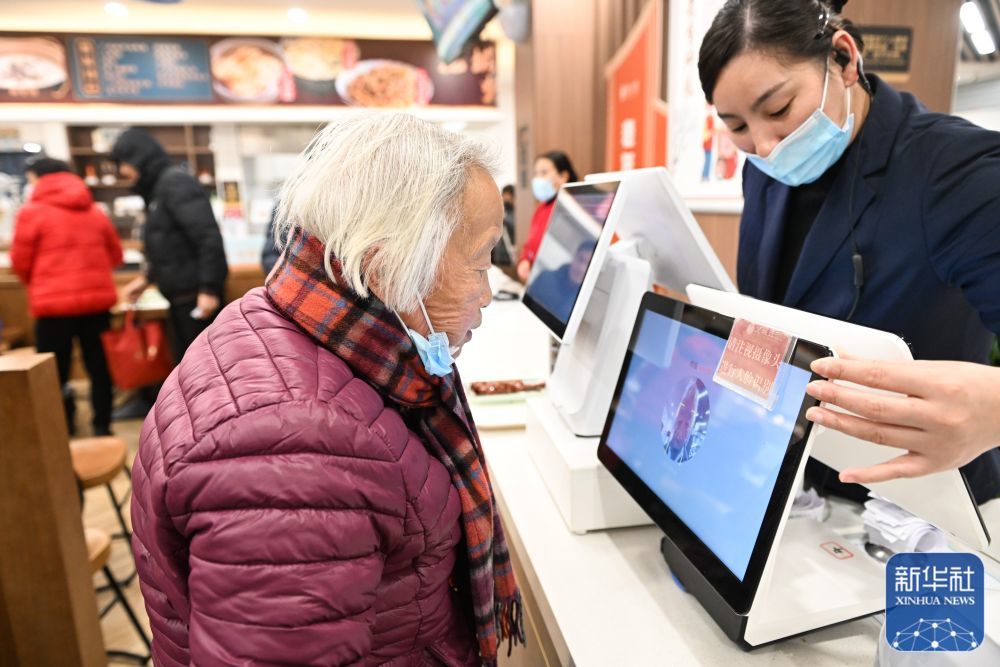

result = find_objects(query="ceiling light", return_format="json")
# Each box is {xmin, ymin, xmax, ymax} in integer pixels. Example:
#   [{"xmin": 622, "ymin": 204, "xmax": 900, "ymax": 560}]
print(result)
[
  {"xmin": 23, "ymin": 143, "xmax": 42, "ymax": 153},
  {"xmin": 971, "ymin": 29, "xmax": 997, "ymax": 55},
  {"xmin": 961, "ymin": 2, "xmax": 987, "ymax": 34},
  {"xmin": 104, "ymin": 2, "xmax": 129, "ymax": 18},
  {"xmin": 288, "ymin": 7, "xmax": 308, "ymax": 23}
]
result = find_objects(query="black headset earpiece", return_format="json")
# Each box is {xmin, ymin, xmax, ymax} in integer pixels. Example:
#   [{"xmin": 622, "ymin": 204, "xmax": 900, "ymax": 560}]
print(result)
[{"xmin": 831, "ymin": 46, "xmax": 872, "ymax": 94}]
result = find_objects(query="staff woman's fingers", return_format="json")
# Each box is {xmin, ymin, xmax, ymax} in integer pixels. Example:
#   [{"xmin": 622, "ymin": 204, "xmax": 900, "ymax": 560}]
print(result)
[
  {"xmin": 805, "ymin": 380, "xmax": 924, "ymax": 428},
  {"xmin": 805, "ymin": 406, "xmax": 922, "ymax": 450},
  {"xmin": 839, "ymin": 453, "xmax": 929, "ymax": 484},
  {"xmin": 810, "ymin": 357, "xmax": 934, "ymax": 397}
]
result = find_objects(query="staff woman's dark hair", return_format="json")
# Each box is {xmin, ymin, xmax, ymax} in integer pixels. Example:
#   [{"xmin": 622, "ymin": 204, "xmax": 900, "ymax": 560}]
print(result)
[
  {"xmin": 698, "ymin": 0, "xmax": 869, "ymax": 103},
  {"xmin": 538, "ymin": 150, "xmax": 579, "ymax": 183}
]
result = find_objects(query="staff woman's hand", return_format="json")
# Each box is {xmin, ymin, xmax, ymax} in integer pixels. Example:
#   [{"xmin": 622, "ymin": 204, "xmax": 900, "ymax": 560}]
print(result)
[{"xmin": 804, "ymin": 358, "xmax": 1000, "ymax": 484}]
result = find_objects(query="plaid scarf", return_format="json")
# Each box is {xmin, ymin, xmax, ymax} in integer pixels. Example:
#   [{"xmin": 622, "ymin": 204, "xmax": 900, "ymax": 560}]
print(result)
[{"xmin": 266, "ymin": 230, "xmax": 523, "ymax": 665}]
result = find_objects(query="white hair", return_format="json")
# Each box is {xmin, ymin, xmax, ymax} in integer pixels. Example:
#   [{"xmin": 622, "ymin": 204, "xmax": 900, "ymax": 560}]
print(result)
[{"xmin": 275, "ymin": 112, "xmax": 499, "ymax": 313}]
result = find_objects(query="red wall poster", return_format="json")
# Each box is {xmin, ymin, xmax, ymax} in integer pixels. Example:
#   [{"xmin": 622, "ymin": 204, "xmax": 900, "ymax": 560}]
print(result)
[{"xmin": 604, "ymin": 0, "xmax": 664, "ymax": 172}]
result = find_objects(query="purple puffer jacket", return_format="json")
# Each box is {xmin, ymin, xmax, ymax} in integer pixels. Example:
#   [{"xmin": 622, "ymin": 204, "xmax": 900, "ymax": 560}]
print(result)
[{"xmin": 131, "ymin": 290, "xmax": 479, "ymax": 666}]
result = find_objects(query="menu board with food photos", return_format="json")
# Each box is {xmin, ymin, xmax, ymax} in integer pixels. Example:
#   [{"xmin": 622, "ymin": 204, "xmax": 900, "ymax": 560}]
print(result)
[
  {"xmin": 69, "ymin": 36, "xmax": 213, "ymax": 101},
  {"xmin": 0, "ymin": 32, "xmax": 496, "ymax": 107}
]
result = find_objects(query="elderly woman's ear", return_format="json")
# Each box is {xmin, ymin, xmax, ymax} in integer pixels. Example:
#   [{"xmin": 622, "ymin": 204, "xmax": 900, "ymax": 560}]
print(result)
[
  {"xmin": 359, "ymin": 243, "xmax": 429, "ymax": 338},
  {"xmin": 360, "ymin": 249, "xmax": 386, "ymax": 300}
]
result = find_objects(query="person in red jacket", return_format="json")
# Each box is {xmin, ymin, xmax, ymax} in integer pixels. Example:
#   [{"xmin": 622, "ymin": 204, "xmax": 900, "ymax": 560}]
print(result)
[
  {"xmin": 11, "ymin": 157, "xmax": 123, "ymax": 436},
  {"xmin": 516, "ymin": 150, "xmax": 579, "ymax": 282}
]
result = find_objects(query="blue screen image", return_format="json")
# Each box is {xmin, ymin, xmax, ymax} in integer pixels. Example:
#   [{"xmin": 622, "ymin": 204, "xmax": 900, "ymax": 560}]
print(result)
[
  {"xmin": 605, "ymin": 311, "xmax": 812, "ymax": 580},
  {"xmin": 524, "ymin": 186, "xmax": 616, "ymax": 327}
]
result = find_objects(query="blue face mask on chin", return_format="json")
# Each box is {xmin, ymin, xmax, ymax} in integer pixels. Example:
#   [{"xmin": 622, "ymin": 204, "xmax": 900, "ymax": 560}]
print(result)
[
  {"xmin": 532, "ymin": 176, "xmax": 558, "ymax": 202},
  {"xmin": 400, "ymin": 300, "xmax": 457, "ymax": 377},
  {"xmin": 746, "ymin": 62, "xmax": 855, "ymax": 187}
]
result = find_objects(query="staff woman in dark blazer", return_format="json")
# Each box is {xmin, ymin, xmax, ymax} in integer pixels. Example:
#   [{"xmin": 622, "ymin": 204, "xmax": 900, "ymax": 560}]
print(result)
[{"xmin": 699, "ymin": 0, "xmax": 1000, "ymax": 501}]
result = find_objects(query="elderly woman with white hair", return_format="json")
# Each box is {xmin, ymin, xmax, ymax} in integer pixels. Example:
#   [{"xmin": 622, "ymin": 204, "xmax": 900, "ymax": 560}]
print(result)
[{"xmin": 130, "ymin": 113, "xmax": 523, "ymax": 666}]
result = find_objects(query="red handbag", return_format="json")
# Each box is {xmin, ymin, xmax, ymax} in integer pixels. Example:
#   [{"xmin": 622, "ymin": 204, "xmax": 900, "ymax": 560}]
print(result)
[{"xmin": 101, "ymin": 309, "xmax": 174, "ymax": 389}]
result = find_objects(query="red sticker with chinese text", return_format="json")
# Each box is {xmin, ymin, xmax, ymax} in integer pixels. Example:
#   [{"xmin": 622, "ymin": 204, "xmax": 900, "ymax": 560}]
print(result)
[{"xmin": 714, "ymin": 319, "xmax": 794, "ymax": 410}]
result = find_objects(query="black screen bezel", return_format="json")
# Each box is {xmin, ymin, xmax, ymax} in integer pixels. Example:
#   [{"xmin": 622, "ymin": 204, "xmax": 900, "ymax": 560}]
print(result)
[
  {"xmin": 596, "ymin": 291, "xmax": 831, "ymax": 614},
  {"xmin": 521, "ymin": 181, "xmax": 620, "ymax": 341}
]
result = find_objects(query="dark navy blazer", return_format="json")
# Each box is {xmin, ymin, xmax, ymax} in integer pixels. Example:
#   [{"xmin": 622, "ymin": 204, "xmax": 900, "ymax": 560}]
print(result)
[
  {"xmin": 739, "ymin": 76, "xmax": 1000, "ymax": 365},
  {"xmin": 739, "ymin": 76, "xmax": 1000, "ymax": 503}
]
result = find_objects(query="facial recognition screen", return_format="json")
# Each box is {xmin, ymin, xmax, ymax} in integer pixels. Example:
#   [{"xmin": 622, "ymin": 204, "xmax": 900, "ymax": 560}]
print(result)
[
  {"xmin": 603, "ymin": 310, "xmax": 813, "ymax": 581},
  {"xmin": 523, "ymin": 182, "xmax": 618, "ymax": 328}
]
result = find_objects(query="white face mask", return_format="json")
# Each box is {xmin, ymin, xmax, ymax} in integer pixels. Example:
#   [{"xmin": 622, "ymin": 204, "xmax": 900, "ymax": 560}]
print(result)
[{"xmin": 532, "ymin": 176, "xmax": 558, "ymax": 202}]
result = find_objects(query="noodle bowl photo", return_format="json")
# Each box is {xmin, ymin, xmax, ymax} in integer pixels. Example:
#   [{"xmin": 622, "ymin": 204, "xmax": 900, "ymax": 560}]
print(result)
[
  {"xmin": 336, "ymin": 59, "xmax": 434, "ymax": 108},
  {"xmin": 210, "ymin": 38, "xmax": 287, "ymax": 103}
]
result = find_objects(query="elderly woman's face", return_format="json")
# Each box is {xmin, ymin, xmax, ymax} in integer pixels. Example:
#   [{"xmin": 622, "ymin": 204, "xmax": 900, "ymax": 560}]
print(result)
[{"xmin": 407, "ymin": 168, "xmax": 503, "ymax": 351}]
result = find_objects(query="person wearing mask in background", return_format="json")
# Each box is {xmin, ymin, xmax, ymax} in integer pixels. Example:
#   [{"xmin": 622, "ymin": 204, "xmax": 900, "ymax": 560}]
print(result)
[
  {"xmin": 261, "ymin": 203, "xmax": 281, "ymax": 277},
  {"xmin": 491, "ymin": 184, "xmax": 517, "ymax": 267},
  {"xmin": 516, "ymin": 151, "xmax": 578, "ymax": 282},
  {"xmin": 111, "ymin": 128, "xmax": 228, "ymax": 361},
  {"xmin": 501, "ymin": 183, "xmax": 515, "ymax": 210},
  {"xmin": 699, "ymin": 0, "xmax": 1000, "ymax": 503},
  {"xmin": 501, "ymin": 184, "xmax": 516, "ymax": 242},
  {"xmin": 11, "ymin": 157, "xmax": 122, "ymax": 436}
]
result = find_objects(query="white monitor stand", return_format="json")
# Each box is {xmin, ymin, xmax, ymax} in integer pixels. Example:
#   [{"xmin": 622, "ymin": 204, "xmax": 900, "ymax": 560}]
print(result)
[
  {"xmin": 547, "ymin": 167, "xmax": 735, "ymax": 439},
  {"xmin": 585, "ymin": 166, "xmax": 736, "ymax": 294},
  {"xmin": 525, "ymin": 246, "xmax": 656, "ymax": 533},
  {"xmin": 525, "ymin": 396, "xmax": 655, "ymax": 534},
  {"xmin": 548, "ymin": 243, "xmax": 650, "ymax": 437},
  {"xmin": 661, "ymin": 427, "xmax": 886, "ymax": 647}
]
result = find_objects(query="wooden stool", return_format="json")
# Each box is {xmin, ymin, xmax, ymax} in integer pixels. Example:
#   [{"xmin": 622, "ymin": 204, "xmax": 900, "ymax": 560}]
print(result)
[
  {"xmin": 84, "ymin": 527, "xmax": 112, "ymax": 574},
  {"xmin": 71, "ymin": 436, "xmax": 132, "ymax": 541},
  {"xmin": 86, "ymin": 527, "xmax": 151, "ymax": 664}
]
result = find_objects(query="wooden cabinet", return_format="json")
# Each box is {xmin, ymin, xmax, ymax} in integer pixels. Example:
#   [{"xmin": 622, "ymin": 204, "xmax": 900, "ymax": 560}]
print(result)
[{"xmin": 66, "ymin": 124, "xmax": 216, "ymax": 242}]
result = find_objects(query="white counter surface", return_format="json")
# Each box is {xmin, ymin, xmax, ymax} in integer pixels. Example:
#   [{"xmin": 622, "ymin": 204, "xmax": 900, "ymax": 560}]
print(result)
[
  {"xmin": 462, "ymin": 287, "xmax": 881, "ymax": 665},
  {"xmin": 480, "ymin": 428, "xmax": 883, "ymax": 666}
]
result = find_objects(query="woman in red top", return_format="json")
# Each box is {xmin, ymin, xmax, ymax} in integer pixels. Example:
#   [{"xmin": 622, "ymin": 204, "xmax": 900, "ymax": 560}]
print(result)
[
  {"xmin": 516, "ymin": 150, "xmax": 579, "ymax": 282},
  {"xmin": 12, "ymin": 157, "xmax": 123, "ymax": 435}
]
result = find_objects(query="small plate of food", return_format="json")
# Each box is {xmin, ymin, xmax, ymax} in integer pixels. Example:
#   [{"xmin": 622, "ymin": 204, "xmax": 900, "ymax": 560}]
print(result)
[
  {"xmin": 211, "ymin": 38, "xmax": 288, "ymax": 103},
  {"xmin": 282, "ymin": 37, "xmax": 359, "ymax": 97},
  {"xmin": 469, "ymin": 379, "xmax": 547, "ymax": 404}
]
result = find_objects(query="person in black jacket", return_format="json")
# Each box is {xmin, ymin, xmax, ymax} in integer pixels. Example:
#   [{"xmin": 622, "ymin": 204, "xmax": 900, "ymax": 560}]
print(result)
[
  {"xmin": 491, "ymin": 184, "xmax": 516, "ymax": 267},
  {"xmin": 111, "ymin": 128, "xmax": 228, "ymax": 361},
  {"xmin": 260, "ymin": 203, "xmax": 281, "ymax": 277}
]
